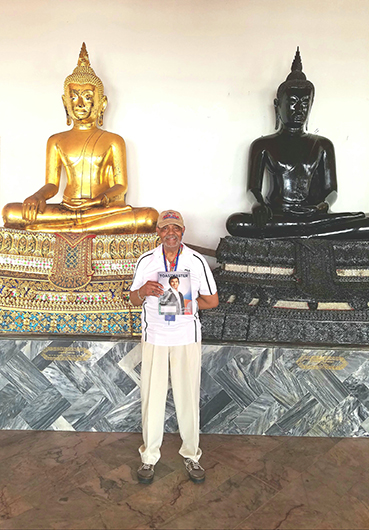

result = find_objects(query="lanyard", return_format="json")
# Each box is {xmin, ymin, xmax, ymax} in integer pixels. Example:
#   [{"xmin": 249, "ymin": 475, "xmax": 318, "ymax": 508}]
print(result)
[
  {"xmin": 162, "ymin": 244, "xmax": 182, "ymax": 272},
  {"xmin": 162, "ymin": 244, "xmax": 183, "ymax": 323}
]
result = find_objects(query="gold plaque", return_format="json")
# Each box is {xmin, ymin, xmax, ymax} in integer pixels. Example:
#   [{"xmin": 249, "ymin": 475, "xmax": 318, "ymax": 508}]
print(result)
[
  {"xmin": 297, "ymin": 354, "xmax": 348, "ymax": 371},
  {"xmin": 41, "ymin": 346, "xmax": 92, "ymax": 361}
]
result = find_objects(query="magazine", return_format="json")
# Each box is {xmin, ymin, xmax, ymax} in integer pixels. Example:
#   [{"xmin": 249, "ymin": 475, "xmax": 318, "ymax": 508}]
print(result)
[{"xmin": 158, "ymin": 271, "xmax": 192, "ymax": 316}]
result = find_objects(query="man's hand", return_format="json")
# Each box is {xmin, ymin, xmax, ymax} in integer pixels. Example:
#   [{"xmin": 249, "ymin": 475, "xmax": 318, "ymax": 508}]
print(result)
[
  {"xmin": 140, "ymin": 281, "xmax": 164, "ymax": 298},
  {"xmin": 130, "ymin": 281, "xmax": 164, "ymax": 306},
  {"xmin": 22, "ymin": 193, "xmax": 47, "ymax": 223}
]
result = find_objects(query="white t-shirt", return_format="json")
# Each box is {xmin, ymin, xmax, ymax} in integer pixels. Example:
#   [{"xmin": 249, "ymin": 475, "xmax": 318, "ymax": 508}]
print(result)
[{"xmin": 131, "ymin": 244, "xmax": 217, "ymax": 346}]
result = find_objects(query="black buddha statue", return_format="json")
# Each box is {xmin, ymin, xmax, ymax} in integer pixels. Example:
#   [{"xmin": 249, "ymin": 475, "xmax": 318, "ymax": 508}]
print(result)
[{"xmin": 226, "ymin": 48, "xmax": 365, "ymax": 238}]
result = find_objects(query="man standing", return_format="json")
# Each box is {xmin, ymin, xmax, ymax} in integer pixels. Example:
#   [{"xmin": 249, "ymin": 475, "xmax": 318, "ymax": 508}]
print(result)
[{"xmin": 130, "ymin": 210, "xmax": 218, "ymax": 484}]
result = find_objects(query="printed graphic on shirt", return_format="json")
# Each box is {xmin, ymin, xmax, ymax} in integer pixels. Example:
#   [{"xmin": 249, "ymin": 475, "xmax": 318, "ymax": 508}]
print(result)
[{"xmin": 158, "ymin": 271, "xmax": 192, "ymax": 316}]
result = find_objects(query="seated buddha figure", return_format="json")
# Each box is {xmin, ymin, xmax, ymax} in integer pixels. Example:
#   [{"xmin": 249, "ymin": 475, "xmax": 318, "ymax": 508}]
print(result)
[
  {"xmin": 226, "ymin": 48, "xmax": 364, "ymax": 238},
  {"xmin": 2, "ymin": 43, "xmax": 158, "ymax": 234}
]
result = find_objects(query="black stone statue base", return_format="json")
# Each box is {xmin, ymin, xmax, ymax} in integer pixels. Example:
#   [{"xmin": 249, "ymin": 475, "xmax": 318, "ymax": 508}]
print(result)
[{"xmin": 201, "ymin": 236, "xmax": 369, "ymax": 345}]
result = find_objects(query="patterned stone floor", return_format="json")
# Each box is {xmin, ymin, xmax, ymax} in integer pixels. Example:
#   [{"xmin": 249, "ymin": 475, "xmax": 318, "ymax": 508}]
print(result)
[{"xmin": 0, "ymin": 430, "xmax": 369, "ymax": 529}]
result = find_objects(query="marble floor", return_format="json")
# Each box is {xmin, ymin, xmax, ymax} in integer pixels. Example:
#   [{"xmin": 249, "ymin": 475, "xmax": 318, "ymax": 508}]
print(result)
[{"xmin": 1, "ymin": 432, "xmax": 369, "ymax": 529}]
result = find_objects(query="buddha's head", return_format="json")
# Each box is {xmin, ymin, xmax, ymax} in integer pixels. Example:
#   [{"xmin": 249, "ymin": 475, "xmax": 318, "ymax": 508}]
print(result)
[
  {"xmin": 274, "ymin": 48, "xmax": 315, "ymax": 130},
  {"xmin": 62, "ymin": 43, "xmax": 107, "ymax": 127}
]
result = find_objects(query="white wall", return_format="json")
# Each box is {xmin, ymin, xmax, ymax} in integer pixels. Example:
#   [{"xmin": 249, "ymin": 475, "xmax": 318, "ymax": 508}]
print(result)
[{"xmin": 0, "ymin": 0, "xmax": 368, "ymax": 250}]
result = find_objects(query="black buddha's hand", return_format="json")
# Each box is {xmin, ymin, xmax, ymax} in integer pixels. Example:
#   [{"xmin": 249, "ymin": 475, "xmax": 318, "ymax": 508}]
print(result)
[
  {"xmin": 288, "ymin": 201, "xmax": 329, "ymax": 217},
  {"xmin": 316, "ymin": 201, "xmax": 329, "ymax": 213},
  {"xmin": 252, "ymin": 202, "xmax": 273, "ymax": 228}
]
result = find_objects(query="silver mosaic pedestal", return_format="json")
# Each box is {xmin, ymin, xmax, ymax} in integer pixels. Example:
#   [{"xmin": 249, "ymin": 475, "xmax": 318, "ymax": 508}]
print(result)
[{"xmin": 1, "ymin": 338, "xmax": 368, "ymax": 437}]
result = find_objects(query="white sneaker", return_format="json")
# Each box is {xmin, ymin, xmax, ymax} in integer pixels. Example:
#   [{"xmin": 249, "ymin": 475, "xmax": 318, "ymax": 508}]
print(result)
[
  {"xmin": 137, "ymin": 463, "xmax": 155, "ymax": 484},
  {"xmin": 184, "ymin": 458, "xmax": 205, "ymax": 483}
]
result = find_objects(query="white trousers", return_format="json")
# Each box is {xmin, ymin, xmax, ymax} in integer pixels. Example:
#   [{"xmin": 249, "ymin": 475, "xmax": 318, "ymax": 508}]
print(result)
[{"xmin": 139, "ymin": 341, "xmax": 202, "ymax": 465}]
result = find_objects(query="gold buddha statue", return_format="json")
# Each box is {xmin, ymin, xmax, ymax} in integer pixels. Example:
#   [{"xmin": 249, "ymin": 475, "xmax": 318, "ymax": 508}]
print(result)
[{"xmin": 2, "ymin": 43, "xmax": 158, "ymax": 234}]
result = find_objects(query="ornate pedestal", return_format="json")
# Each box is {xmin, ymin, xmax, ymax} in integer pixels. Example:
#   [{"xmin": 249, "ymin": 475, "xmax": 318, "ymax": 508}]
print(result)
[
  {"xmin": 202, "ymin": 236, "xmax": 369, "ymax": 344},
  {"xmin": 0, "ymin": 228, "xmax": 159, "ymax": 335}
]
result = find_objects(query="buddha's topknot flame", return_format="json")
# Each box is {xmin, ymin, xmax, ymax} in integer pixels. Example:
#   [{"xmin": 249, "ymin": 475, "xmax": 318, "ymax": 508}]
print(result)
[
  {"xmin": 64, "ymin": 43, "xmax": 104, "ymax": 98},
  {"xmin": 277, "ymin": 47, "xmax": 314, "ymax": 100}
]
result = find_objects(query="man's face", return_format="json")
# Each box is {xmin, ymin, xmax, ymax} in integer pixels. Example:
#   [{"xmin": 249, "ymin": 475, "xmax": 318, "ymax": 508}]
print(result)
[
  {"xmin": 169, "ymin": 278, "xmax": 179, "ymax": 290},
  {"xmin": 156, "ymin": 223, "xmax": 184, "ymax": 251},
  {"xmin": 65, "ymin": 83, "xmax": 100, "ymax": 123},
  {"xmin": 277, "ymin": 86, "xmax": 313, "ymax": 128}
]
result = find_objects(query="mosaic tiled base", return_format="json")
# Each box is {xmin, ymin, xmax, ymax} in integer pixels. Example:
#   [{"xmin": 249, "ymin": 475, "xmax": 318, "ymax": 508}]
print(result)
[
  {"xmin": 0, "ymin": 228, "xmax": 159, "ymax": 335},
  {"xmin": 0, "ymin": 308, "xmax": 142, "ymax": 335},
  {"xmin": 1, "ymin": 338, "xmax": 369, "ymax": 437},
  {"xmin": 209, "ymin": 236, "xmax": 369, "ymax": 344}
]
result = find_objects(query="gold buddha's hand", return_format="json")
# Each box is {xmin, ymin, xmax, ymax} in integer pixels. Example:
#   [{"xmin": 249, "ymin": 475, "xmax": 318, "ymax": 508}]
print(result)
[
  {"xmin": 65, "ymin": 197, "xmax": 103, "ymax": 210},
  {"xmin": 22, "ymin": 193, "xmax": 47, "ymax": 223},
  {"xmin": 66, "ymin": 194, "xmax": 115, "ymax": 211},
  {"xmin": 66, "ymin": 184, "xmax": 128, "ymax": 211}
]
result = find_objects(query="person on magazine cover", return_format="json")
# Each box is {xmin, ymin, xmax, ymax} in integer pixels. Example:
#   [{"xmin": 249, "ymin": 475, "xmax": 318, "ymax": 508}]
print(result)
[
  {"xmin": 130, "ymin": 210, "xmax": 218, "ymax": 484},
  {"xmin": 159, "ymin": 275, "xmax": 185, "ymax": 315}
]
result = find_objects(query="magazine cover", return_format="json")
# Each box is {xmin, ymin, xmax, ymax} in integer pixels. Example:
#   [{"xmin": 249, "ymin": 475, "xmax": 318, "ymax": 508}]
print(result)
[{"xmin": 158, "ymin": 271, "xmax": 192, "ymax": 316}]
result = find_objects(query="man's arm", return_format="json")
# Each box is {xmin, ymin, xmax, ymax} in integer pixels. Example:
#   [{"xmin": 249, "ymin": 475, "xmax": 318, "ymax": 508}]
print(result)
[
  {"xmin": 195, "ymin": 251, "xmax": 219, "ymax": 311},
  {"xmin": 130, "ymin": 280, "xmax": 164, "ymax": 306},
  {"xmin": 197, "ymin": 293, "xmax": 219, "ymax": 310}
]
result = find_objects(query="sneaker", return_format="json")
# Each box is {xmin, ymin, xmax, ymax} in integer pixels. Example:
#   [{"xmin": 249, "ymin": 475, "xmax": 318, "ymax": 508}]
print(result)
[
  {"xmin": 137, "ymin": 463, "xmax": 155, "ymax": 484},
  {"xmin": 184, "ymin": 458, "xmax": 205, "ymax": 483}
]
